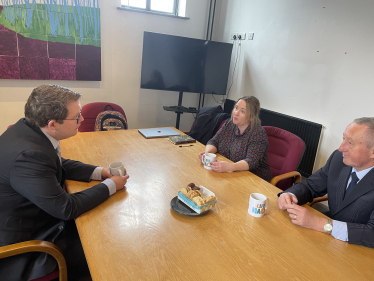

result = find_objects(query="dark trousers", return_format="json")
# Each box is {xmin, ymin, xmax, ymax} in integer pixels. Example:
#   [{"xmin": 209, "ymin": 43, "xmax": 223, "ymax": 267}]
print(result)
[{"xmin": 55, "ymin": 220, "xmax": 91, "ymax": 281}]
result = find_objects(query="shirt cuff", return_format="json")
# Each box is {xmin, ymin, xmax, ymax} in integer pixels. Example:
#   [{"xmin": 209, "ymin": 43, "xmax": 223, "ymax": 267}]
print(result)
[
  {"xmin": 286, "ymin": 192, "xmax": 297, "ymax": 199},
  {"xmin": 90, "ymin": 167, "xmax": 116, "ymax": 196},
  {"xmin": 102, "ymin": 178, "xmax": 116, "ymax": 196},
  {"xmin": 90, "ymin": 167, "xmax": 103, "ymax": 181},
  {"xmin": 331, "ymin": 220, "xmax": 348, "ymax": 241}
]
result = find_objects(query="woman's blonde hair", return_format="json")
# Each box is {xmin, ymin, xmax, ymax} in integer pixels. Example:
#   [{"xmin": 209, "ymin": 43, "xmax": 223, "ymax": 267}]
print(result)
[{"xmin": 231, "ymin": 96, "xmax": 261, "ymax": 131}]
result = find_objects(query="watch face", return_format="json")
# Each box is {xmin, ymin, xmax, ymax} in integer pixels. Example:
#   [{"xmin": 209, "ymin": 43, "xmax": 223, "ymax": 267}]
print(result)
[{"xmin": 324, "ymin": 224, "xmax": 333, "ymax": 232}]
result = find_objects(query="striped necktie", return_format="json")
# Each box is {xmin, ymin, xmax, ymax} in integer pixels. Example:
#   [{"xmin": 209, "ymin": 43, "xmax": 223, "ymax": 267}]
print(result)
[{"xmin": 344, "ymin": 172, "xmax": 359, "ymax": 199}]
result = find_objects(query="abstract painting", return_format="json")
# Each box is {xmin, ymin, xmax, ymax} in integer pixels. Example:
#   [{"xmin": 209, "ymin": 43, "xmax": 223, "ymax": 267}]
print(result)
[{"xmin": 0, "ymin": 0, "xmax": 101, "ymax": 81}]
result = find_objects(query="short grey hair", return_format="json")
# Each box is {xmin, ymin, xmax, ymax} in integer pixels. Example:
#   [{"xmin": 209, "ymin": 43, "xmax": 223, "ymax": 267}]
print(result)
[
  {"xmin": 25, "ymin": 85, "xmax": 82, "ymax": 128},
  {"xmin": 353, "ymin": 117, "xmax": 374, "ymax": 148}
]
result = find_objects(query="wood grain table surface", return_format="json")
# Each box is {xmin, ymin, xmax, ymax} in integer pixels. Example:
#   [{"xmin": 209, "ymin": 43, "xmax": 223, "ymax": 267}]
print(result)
[{"xmin": 61, "ymin": 129, "xmax": 374, "ymax": 281}]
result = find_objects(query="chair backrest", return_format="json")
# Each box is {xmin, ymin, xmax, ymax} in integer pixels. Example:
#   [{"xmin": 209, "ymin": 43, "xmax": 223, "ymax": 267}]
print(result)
[
  {"xmin": 189, "ymin": 118, "xmax": 226, "ymax": 137},
  {"xmin": 79, "ymin": 102, "xmax": 127, "ymax": 132},
  {"xmin": 264, "ymin": 126, "xmax": 305, "ymax": 191},
  {"xmin": 188, "ymin": 105, "xmax": 230, "ymax": 145},
  {"xmin": 213, "ymin": 119, "xmax": 227, "ymax": 135}
]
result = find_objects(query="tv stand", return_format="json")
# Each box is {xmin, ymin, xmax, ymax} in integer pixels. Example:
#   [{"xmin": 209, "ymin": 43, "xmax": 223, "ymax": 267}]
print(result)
[{"xmin": 163, "ymin": 92, "xmax": 198, "ymax": 129}]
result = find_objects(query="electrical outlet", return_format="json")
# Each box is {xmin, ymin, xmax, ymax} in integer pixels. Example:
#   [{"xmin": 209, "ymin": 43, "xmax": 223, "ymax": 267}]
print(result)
[
  {"xmin": 230, "ymin": 33, "xmax": 237, "ymax": 40},
  {"xmin": 237, "ymin": 32, "xmax": 246, "ymax": 40},
  {"xmin": 248, "ymin": 32, "xmax": 254, "ymax": 40}
]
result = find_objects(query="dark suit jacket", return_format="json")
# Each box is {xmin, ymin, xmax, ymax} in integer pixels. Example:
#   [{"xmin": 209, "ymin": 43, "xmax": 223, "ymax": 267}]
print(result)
[
  {"xmin": 0, "ymin": 119, "xmax": 110, "ymax": 280},
  {"xmin": 285, "ymin": 149, "xmax": 374, "ymax": 248}
]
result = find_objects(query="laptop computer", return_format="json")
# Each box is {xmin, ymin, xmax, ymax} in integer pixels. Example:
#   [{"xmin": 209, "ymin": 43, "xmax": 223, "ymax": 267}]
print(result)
[{"xmin": 138, "ymin": 127, "xmax": 180, "ymax": 139}]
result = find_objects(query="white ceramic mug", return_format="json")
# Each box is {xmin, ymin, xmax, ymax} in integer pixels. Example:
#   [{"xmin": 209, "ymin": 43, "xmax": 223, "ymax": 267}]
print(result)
[
  {"xmin": 109, "ymin": 161, "xmax": 125, "ymax": 176},
  {"xmin": 201, "ymin": 153, "xmax": 217, "ymax": 170},
  {"xmin": 248, "ymin": 193, "xmax": 269, "ymax": 217}
]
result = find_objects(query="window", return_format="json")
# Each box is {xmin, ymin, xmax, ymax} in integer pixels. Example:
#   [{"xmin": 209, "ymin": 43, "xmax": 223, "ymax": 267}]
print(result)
[{"xmin": 121, "ymin": 0, "xmax": 186, "ymax": 17}]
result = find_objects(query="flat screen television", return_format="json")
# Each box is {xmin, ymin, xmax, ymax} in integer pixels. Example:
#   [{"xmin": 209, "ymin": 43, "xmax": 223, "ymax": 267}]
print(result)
[{"xmin": 140, "ymin": 32, "xmax": 233, "ymax": 95}]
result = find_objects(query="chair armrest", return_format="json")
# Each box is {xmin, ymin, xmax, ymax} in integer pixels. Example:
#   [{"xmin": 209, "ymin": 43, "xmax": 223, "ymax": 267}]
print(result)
[
  {"xmin": 308, "ymin": 194, "xmax": 328, "ymax": 206},
  {"xmin": 270, "ymin": 171, "xmax": 302, "ymax": 186},
  {"xmin": 0, "ymin": 240, "xmax": 67, "ymax": 281}
]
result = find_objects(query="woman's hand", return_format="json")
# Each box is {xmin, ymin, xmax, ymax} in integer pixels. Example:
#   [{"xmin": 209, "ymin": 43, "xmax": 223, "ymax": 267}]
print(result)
[
  {"xmin": 198, "ymin": 151, "xmax": 205, "ymax": 161},
  {"xmin": 210, "ymin": 160, "xmax": 233, "ymax": 173}
]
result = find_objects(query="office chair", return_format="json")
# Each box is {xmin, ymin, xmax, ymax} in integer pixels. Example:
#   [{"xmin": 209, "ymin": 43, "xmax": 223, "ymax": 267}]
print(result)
[
  {"xmin": 0, "ymin": 240, "xmax": 67, "ymax": 281},
  {"xmin": 79, "ymin": 102, "xmax": 127, "ymax": 132},
  {"xmin": 264, "ymin": 126, "xmax": 305, "ymax": 191}
]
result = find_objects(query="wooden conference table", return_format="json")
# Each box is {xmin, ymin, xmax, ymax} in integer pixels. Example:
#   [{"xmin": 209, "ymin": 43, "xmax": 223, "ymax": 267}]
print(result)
[{"xmin": 61, "ymin": 129, "xmax": 374, "ymax": 280}]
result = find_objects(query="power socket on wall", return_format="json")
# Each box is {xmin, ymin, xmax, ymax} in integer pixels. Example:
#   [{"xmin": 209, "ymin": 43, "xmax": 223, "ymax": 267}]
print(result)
[
  {"xmin": 230, "ymin": 33, "xmax": 237, "ymax": 40},
  {"xmin": 237, "ymin": 32, "xmax": 246, "ymax": 40}
]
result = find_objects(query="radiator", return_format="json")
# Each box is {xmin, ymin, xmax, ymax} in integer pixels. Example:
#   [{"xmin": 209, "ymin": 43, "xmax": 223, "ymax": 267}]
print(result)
[{"xmin": 259, "ymin": 108, "xmax": 323, "ymax": 177}]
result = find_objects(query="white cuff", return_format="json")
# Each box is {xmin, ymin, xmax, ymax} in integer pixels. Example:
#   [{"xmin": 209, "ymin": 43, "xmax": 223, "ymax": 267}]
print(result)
[
  {"xmin": 90, "ymin": 167, "xmax": 103, "ymax": 181},
  {"xmin": 102, "ymin": 178, "xmax": 116, "ymax": 196},
  {"xmin": 331, "ymin": 220, "xmax": 348, "ymax": 241}
]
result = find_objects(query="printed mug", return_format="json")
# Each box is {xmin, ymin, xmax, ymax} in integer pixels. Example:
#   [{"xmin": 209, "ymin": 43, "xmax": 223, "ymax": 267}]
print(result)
[
  {"xmin": 248, "ymin": 193, "xmax": 269, "ymax": 217},
  {"xmin": 201, "ymin": 153, "xmax": 217, "ymax": 170},
  {"xmin": 109, "ymin": 161, "xmax": 125, "ymax": 176}
]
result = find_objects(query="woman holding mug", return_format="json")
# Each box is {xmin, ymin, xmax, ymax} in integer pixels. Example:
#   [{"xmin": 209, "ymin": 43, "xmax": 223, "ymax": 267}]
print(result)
[{"xmin": 198, "ymin": 96, "xmax": 272, "ymax": 182}]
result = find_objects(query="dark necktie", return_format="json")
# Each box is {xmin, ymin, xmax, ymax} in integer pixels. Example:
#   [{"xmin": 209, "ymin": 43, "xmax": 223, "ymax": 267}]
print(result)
[
  {"xmin": 55, "ymin": 145, "xmax": 66, "ymax": 191},
  {"xmin": 55, "ymin": 145, "xmax": 62, "ymax": 164},
  {"xmin": 344, "ymin": 172, "xmax": 359, "ymax": 199}
]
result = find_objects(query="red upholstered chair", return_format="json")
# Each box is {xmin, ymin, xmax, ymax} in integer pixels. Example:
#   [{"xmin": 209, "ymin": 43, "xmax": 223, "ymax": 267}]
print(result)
[
  {"xmin": 79, "ymin": 102, "xmax": 127, "ymax": 132},
  {"xmin": 264, "ymin": 126, "xmax": 305, "ymax": 191},
  {"xmin": 0, "ymin": 240, "xmax": 67, "ymax": 281}
]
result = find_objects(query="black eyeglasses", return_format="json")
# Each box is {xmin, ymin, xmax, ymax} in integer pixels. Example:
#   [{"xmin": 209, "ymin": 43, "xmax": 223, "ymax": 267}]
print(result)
[{"xmin": 61, "ymin": 110, "xmax": 82, "ymax": 124}]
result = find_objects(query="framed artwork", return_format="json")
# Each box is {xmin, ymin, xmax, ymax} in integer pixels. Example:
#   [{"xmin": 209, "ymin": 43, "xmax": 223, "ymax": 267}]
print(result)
[{"xmin": 0, "ymin": 0, "xmax": 101, "ymax": 81}]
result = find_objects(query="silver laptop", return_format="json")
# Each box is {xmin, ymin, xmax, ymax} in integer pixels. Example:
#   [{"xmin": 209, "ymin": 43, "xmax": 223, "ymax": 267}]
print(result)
[{"xmin": 138, "ymin": 127, "xmax": 180, "ymax": 139}]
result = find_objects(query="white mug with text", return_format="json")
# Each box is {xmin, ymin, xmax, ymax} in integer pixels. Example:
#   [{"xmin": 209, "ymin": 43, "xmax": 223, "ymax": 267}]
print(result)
[
  {"xmin": 201, "ymin": 153, "xmax": 217, "ymax": 170},
  {"xmin": 248, "ymin": 193, "xmax": 269, "ymax": 218}
]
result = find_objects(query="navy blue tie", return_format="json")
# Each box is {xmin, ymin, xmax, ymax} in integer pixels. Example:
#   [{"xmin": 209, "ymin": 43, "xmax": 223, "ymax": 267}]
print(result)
[{"xmin": 344, "ymin": 172, "xmax": 359, "ymax": 199}]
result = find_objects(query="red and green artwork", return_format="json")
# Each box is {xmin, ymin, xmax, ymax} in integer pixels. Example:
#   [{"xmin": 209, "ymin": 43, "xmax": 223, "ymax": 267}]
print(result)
[{"xmin": 0, "ymin": 0, "xmax": 101, "ymax": 81}]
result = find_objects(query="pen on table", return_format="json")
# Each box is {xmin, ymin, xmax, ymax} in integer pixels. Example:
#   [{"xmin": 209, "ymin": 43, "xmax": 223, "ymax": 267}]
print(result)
[{"xmin": 179, "ymin": 144, "xmax": 193, "ymax": 147}]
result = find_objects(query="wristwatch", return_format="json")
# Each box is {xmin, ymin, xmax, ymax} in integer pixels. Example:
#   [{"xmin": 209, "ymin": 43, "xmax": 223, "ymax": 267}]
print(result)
[{"xmin": 324, "ymin": 219, "xmax": 333, "ymax": 235}]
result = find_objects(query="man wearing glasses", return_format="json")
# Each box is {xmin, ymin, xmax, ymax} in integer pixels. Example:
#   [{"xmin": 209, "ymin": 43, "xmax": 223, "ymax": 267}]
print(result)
[{"xmin": 0, "ymin": 85, "xmax": 129, "ymax": 281}]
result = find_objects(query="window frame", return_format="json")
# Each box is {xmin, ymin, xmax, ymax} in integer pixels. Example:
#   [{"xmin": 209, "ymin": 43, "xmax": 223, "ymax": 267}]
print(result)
[{"xmin": 120, "ymin": 0, "xmax": 185, "ymax": 18}]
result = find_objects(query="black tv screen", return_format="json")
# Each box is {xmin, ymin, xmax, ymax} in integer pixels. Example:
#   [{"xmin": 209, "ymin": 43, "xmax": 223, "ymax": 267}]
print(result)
[{"xmin": 140, "ymin": 32, "xmax": 233, "ymax": 95}]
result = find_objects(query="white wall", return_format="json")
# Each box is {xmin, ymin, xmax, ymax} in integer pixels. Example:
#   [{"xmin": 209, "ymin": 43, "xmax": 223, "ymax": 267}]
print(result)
[
  {"xmin": 205, "ymin": 0, "xmax": 374, "ymax": 171},
  {"xmin": 0, "ymin": 0, "xmax": 210, "ymax": 133}
]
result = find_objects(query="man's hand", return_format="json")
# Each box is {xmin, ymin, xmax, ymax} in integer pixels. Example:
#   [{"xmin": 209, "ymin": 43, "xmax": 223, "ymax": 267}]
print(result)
[
  {"xmin": 101, "ymin": 167, "xmax": 127, "ymax": 179},
  {"xmin": 277, "ymin": 193, "xmax": 298, "ymax": 210},
  {"xmin": 110, "ymin": 174, "xmax": 130, "ymax": 191},
  {"xmin": 210, "ymin": 160, "xmax": 232, "ymax": 173},
  {"xmin": 285, "ymin": 203, "xmax": 326, "ymax": 232},
  {"xmin": 101, "ymin": 168, "xmax": 112, "ymax": 179}
]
